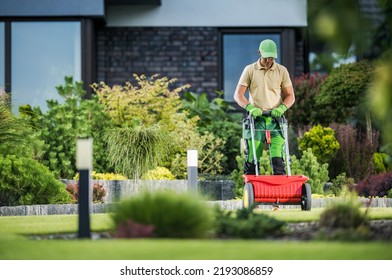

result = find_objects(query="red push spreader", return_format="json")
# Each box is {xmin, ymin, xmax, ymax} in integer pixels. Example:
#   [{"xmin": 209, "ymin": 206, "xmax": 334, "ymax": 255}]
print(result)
[
  {"xmin": 242, "ymin": 114, "xmax": 312, "ymax": 211},
  {"xmin": 243, "ymin": 175, "xmax": 311, "ymax": 210}
]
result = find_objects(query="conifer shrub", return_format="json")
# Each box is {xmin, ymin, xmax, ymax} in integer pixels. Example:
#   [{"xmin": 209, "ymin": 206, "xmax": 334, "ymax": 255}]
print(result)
[
  {"xmin": 290, "ymin": 148, "xmax": 329, "ymax": 194},
  {"xmin": 298, "ymin": 124, "xmax": 340, "ymax": 164},
  {"xmin": 0, "ymin": 155, "xmax": 71, "ymax": 206},
  {"xmin": 111, "ymin": 190, "xmax": 213, "ymax": 238}
]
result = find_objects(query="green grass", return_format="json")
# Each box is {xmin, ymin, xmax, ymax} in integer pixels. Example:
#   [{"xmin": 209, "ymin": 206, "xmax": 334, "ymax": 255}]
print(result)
[
  {"xmin": 1, "ymin": 208, "xmax": 392, "ymax": 260},
  {"xmin": 1, "ymin": 239, "xmax": 391, "ymax": 260}
]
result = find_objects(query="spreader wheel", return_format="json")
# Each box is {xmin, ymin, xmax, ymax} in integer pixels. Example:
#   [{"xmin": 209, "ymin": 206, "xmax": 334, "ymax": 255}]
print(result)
[
  {"xmin": 243, "ymin": 183, "xmax": 255, "ymax": 209},
  {"xmin": 301, "ymin": 183, "xmax": 312, "ymax": 211}
]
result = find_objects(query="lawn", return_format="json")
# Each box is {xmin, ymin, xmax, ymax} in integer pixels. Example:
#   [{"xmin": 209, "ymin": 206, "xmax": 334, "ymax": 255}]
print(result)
[{"xmin": 0, "ymin": 208, "xmax": 392, "ymax": 260}]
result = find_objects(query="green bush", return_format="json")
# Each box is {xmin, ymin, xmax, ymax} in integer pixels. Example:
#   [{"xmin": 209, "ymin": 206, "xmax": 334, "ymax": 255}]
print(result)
[
  {"xmin": 92, "ymin": 74, "xmax": 225, "ymax": 178},
  {"xmin": 318, "ymin": 188, "xmax": 370, "ymax": 240},
  {"xmin": 20, "ymin": 76, "xmax": 114, "ymax": 179},
  {"xmin": 373, "ymin": 152, "xmax": 392, "ymax": 174},
  {"xmin": 0, "ymin": 102, "xmax": 40, "ymax": 158},
  {"xmin": 286, "ymin": 73, "xmax": 327, "ymax": 129},
  {"xmin": 291, "ymin": 148, "xmax": 329, "ymax": 194},
  {"xmin": 231, "ymin": 155, "xmax": 245, "ymax": 198},
  {"xmin": 328, "ymin": 173, "xmax": 355, "ymax": 196},
  {"xmin": 111, "ymin": 190, "xmax": 213, "ymax": 238},
  {"xmin": 73, "ymin": 171, "xmax": 127, "ymax": 180},
  {"xmin": 0, "ymin": 154, "xmax": 71, "ymax": 206},
  {"xmin": 315, "ymin": 60, "xmax": 375, "ymax": 125},
  {"xmin": 181, "ymin": 91, "xmax": 243, "ymax": 175},
  {"xmin": 298, "ymin": 124, "xmax": 340, "ymax": 164},
  {"xmin": 202, "ymin": 120, "xmax": 242, "ymax": 175},
  {"xmin": 141, "ymin": 167, "xmax": 176, "ymax": 180},
  {"xmin": 104, "ymin": 125, "xmax": 169, "ymax": 179},
  {"xmin": 213, "ymin": 205, "xmax": 286, "ymax": 239}
]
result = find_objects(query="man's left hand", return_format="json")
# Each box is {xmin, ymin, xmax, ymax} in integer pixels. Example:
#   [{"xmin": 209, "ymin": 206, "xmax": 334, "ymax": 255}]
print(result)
[{"xmin": 271, "ymin": 104, "xmax": 287, "ymax": 118}]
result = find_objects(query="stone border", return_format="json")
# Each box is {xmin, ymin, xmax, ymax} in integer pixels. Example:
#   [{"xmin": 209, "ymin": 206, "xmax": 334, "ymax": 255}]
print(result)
[{"xmin": 1, "ymin": 198, "xmax": 391, "ymax": 216}]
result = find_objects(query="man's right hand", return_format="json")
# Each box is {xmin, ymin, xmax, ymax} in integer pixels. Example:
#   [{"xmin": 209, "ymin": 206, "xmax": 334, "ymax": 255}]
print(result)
[{"xmin": 246, "ymin": 104, "xmax": 263, "ymax": 118}]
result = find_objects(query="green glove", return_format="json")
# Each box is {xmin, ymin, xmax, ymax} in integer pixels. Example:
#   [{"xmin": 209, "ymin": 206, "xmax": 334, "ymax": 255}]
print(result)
[
  {"xmin": 271, "ymin": 104, "xmax": 287, "ymax": 118},
  {"xmin": 246, "ymin": 104, "xmax": 263, "ymax": 118}
]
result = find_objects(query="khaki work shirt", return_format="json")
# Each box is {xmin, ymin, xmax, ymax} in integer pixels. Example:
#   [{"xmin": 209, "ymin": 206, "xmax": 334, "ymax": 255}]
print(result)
[{"xmin": 238, "ymin": 60, "xmax": 292, "ymax": 110}]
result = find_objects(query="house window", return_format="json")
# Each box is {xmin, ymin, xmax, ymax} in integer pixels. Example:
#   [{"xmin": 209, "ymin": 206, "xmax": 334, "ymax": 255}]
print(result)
[
  {"xmin": 11, "ymin": 21, "xmax": 81, "ymax": 112},
  {"xmin": 0, "ymin": 22, "xmax": 4, "ymax": 91},
  {"xmin": 222, "ymin": 33, "xmax": 281, "ymax": 102}
]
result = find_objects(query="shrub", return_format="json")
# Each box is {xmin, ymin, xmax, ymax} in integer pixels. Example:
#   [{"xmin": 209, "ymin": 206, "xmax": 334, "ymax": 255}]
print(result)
[
  {"xmin": 290, "ymin": 148, "xmax": 329, "ymax": 194},
  {"xmin": 19, "ymin": 76, "xmax": 115, "ymax": 179},
  {"xmin": 0, "ymin": 155, "xmax": 71, "ymax": 206},
  {"xmin": 141, "ymin": 167, "xmax": 176, "ymax": 180},
  {"xmin": 74, "ymin": 171, "xmax": 127, "ymax": 180},
  {"xmin": 181, "ymin": 91, "xmax": 243, "ymax": 175},
  {"xmin": 355, "ymin": 171, "xmax": 392, "ymax": 197},
  {"xmin": 111, "ymin": 190, "xmax": 213, "ymax": 238},
  {"xmin": 315, "ymin": 60, "xmax": 375, "ymax": 125},
  {"xmin": 373, "ymin": 152, "xmax": 392, "ymax": 174},
  {"xmin": 92, "ymin": 74, "xmax": 189, "ymax": 129},
  {"xmin": 104, "ymin": 125, "xmax": 169, "ymax": 179},
  {"xmin": 202, "ymin": 120, "xmax": 242, "ymax": 175},
  {"xmin": 329, "ymin": 124, "xmax": 378, "ymax": 181},
  {"xmin": 92, "ymin": 74, "xmax": 225, "ymax": 178},
  {"xmin": 65, "ymin": 181, "xmax": 107, "ymax": 204},
  {"xmin": 169, "ymin": 129, "xmax": 225, "ymax": 179},
  {"xmin": 231, "ymin": 155, "xmax": 245, "ymax": 198},
  {"xmin": 286, "ymin": 73, "xmax": 327, "ymax": 129},
  {"xmin": 328, "ymin": 173, "xmax": 355, "ymax": 197},
  {"xmin": 298, "ymin": 124, "xmax": 340, "ymax": 164},
  {"xmin": 231, "ymin": 150, "xmax": 273, "ymax": 198},
  {"xmin": 213, "ymin": 205, "xmax": 286, "ymax": 239},
  {"xmin": 318, "ymin": 188, "xmax": 370, "ymax": 240},
  {"xmin": 0, "ymin": 102, "xmax": 39, "ymax": 158}
]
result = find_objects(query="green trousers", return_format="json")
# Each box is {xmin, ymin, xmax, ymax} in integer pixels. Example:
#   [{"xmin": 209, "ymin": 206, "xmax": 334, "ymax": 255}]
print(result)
[{"xmin": 242, "ymin": 115, "xmax": 285, "ymax": 174}]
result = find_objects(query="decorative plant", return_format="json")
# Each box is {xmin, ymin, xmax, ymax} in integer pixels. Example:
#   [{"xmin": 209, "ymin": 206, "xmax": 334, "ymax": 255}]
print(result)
[
  {"xmin": 291, "ymin": 148, "xmax": 329, "ymax": 194},
  {"xmin": 0, "ymin": 154, "xmax": 71, "ymax": 206},
  {"xmin": 298, "ymin": 124, "xmax": 340, "ymax": 164},
  {"xmin": 181, "ymin": 91, "xmax": 242, "ymax": 175},
  {"xmin": 315, "ymin": 60, "xmax": 375, "ymax": 126},
  {"xmin": 19, "ymin": 76, "xmax": 115, "ymax": 178},
  {"xmin": 355, "ymin": 171, "xmax": 392, "ymax": 198},
  {"xmin": 111, "ymin": 190, "xmax": 213, "ymax": 238},
  {"xmin": 286, "ymin": 72, "xmax": 327, "ymax": 130},
  {"xmin": 318, "ymin": 187, "xmax": 370, "ymax": 240},
  {"xmin": 65, "ymin": 181, "xmax": 107, "ymax": 203},
  {"xmin": 328, "ymin": 172, "xmax": 355, "ymax": 197},
  {"xmin": 104, "ymin": 125, "xmax": 169, "ymax": 179},
  {"xmin": 213, "ymin": 204, "xmax": 286, "ymax": 239},
  {"xmin": 92, "ymin": 74, "xmax": 225, "ymax": 179},
  {"xmin": 329, "ymin": 123, "xmax": 378, "ymax": 182},
  {"xmin": 141, "ymin": 167, "xmax": 176, "ymax": 180}
]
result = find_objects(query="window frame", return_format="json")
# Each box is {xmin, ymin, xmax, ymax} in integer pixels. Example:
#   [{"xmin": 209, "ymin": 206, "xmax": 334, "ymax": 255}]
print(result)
[
  {"xmin": 218, "ymin": 28, "xmax": 296, "ymax": 106},
  {"xmin": 1, "ymin": 17, "xmax": 95, "ymax": 107}
]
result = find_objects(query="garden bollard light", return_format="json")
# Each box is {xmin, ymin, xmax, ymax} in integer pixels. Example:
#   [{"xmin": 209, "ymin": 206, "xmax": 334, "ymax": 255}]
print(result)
[
  {"xmin": 76, "ymin": 138, "xmax": 93, "ymax": 239},
  {"xmin": 187, "ymin": 149, "xmax": 198, "ymax": 193}
]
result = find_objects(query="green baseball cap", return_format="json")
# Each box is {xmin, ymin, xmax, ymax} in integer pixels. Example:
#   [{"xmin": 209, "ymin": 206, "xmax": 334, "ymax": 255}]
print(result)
[{"xmin": 259, "ymin": 39, "xmax": 278, "ymax": 58}]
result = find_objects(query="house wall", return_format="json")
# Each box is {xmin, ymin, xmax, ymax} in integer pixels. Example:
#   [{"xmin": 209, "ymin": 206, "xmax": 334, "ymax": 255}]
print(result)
[{"xmin": 96, "ymin": 26, "xmax": 306, "ymax": 95}]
